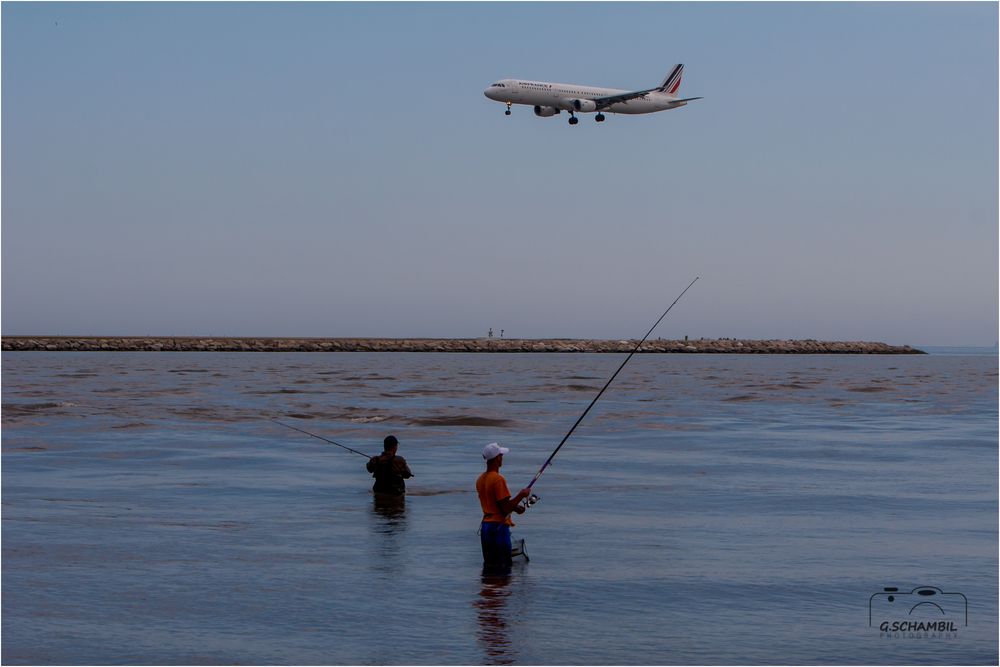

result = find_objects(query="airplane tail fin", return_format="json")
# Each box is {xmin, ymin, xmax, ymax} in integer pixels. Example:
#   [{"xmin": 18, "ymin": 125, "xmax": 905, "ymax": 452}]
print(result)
[{"xmin": 659, "ymin": 64, "xmax": 684, "ymax": 96}]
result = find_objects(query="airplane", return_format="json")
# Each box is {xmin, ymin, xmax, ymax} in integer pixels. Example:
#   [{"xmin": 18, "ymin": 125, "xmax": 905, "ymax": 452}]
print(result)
[{"xmin": 484, "ymin": 64, "xmax": 702, "ymax": 125}]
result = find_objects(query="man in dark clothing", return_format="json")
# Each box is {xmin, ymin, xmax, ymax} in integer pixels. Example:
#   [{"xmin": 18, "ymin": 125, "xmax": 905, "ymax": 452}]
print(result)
[{"xmin": 366, "ymin": 435, "xmax": 413, "ymax": 496}]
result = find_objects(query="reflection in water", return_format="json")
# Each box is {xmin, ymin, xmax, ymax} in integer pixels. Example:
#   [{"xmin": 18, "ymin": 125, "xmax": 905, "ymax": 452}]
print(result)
[
  {"xmin": 368, "ymin": 494, "xmax": 407, "ymax": 575},
  {"xmin": 372, "ymin": 493, "xmax": 406, "ymax": 525},
  {"xmin": 475, "ymin": 567, "xmax": 516, "ymax": 665}
]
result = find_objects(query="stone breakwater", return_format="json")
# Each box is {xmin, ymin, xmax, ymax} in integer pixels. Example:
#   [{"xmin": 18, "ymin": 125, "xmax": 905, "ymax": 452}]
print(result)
[{"xmin": 1, "ymin": 337, "xmax": 925, "ymax": 354}]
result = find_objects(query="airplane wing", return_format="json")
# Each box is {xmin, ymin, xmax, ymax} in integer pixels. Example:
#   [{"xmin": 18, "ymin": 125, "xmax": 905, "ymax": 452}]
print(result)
[
  {"xmin": 594, "ymin": 88, "xmax": 704, "ymax": 111},
  {"xmin": 592, "ymin": 92, "xmax": 704, "ymax": 110},
  {"xmin": 592, "ymin": 87, "xmax": 663, "ymax": 110}
]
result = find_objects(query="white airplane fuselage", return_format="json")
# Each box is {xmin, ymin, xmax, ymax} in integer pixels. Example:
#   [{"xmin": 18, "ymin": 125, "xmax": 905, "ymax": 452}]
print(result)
[{"xmin": 485, "ymin": 79, "xmax": 689, "ymax": 115}]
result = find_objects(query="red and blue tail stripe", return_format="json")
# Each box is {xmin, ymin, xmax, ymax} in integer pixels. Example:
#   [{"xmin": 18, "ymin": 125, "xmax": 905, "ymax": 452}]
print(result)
[{"xmin": 659, "ymin": 64, "xmax": 684, "ymax": 95}]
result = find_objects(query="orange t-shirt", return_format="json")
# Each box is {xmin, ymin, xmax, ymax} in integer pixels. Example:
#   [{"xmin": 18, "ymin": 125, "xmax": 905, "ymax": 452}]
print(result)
[{"xmin": 476, "ymin": 470, "xmax": 514, "ymax": 526}]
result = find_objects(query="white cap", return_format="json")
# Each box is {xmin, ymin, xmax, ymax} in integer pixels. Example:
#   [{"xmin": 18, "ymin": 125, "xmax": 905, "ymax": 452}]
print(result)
[{"xmin": 482, "ymin": 442, "xmax": 509, "ymax": 460}]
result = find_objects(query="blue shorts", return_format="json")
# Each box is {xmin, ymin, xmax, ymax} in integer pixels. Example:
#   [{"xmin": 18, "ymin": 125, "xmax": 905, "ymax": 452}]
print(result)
[{"xmin": 480, "ymin": 521, "xmax": 512, "ymax": 566}]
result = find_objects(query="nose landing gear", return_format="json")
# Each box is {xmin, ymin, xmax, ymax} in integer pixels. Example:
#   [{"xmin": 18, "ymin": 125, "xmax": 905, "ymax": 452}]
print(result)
[{"xmin": 505, "ymin": 101, "xmax": 512, "ymax": 116}]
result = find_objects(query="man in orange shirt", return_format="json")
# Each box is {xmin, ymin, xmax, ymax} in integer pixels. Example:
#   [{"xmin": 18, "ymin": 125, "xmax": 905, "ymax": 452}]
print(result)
[{"xmin": 476, "ymin": 442, "xmax": 531, "ymax": 568}]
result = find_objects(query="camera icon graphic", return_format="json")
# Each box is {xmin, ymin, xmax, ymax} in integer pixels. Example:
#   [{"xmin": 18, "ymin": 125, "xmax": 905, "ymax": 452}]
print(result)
[{"xmin": 869, "ymin": 586, "xmax": 968, "ymax": 627}]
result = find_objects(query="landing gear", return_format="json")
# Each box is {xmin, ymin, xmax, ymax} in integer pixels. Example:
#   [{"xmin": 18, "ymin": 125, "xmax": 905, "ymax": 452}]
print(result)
[
  {"xmin": 568, "ymin": 114, "xmax": 579, "ymax": 125},
  {"xmin": 595, "ymin": 113, "xmax": 606, "ymax": 123},
  {"xmin": 504, "ymin": 101, "xmax": 512, "ymax": 116}
]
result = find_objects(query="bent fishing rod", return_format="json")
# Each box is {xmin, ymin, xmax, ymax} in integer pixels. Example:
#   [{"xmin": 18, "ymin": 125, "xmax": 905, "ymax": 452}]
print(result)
[
  {"xmin": 519, "ymin": 276, "xmax": 699, "ymax": 510},
  {"xmin": 270, "ymin": 419, "xmax": 371, "ymax": 458}
]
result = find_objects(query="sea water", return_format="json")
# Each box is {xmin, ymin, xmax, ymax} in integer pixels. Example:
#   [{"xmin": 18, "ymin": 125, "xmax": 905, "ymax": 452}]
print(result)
[{"xmin": 2, "ymin": 351, "xmax": 996, "ymax": 665}]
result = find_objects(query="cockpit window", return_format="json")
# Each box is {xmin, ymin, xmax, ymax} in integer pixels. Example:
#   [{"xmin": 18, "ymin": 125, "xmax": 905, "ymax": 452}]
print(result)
[{"xmin": 491, "ymin": 82, "xmax": 506, "ymax": 88}]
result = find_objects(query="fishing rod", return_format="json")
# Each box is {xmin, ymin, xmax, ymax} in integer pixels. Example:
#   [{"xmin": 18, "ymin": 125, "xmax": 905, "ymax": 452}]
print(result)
[
  {"xmin": 270, "ymin": 419, "xmax": 371, "ymax": 458},
  {"xmin": 520, "ymin": 276, "xmax": 700, "ymax": 510}
]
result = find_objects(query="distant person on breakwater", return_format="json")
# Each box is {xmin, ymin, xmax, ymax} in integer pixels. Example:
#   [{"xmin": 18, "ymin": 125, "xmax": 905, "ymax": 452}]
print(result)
[
  {"xmin": 476, "ymin": 443, "xmax": 531, "ymax": 569},
  {"xmin": 366, "ymin": 435, "xmax": 413, "ymax": 497}
]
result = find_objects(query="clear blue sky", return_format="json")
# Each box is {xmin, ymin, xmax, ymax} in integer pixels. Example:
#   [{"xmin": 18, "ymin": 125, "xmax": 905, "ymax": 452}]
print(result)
[{"xmin": 3, "ymin": 2, "xmax": 997, "ymax": 345}]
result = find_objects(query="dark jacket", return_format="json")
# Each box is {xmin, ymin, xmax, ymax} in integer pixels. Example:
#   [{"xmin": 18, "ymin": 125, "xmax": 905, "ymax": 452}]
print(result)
[{"xmin": 365, "ymin": 454, "xmax": 413, "ymax": 496}]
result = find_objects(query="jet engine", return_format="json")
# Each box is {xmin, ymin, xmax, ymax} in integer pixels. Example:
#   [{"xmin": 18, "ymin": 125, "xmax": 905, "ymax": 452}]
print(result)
[
  {"xmin": 533, "ymin": 105, "xmax": 560, "ymax": 117},
  {"xmin": 570, "ymin": 99, "xmax": 597, "ymax": 113}
]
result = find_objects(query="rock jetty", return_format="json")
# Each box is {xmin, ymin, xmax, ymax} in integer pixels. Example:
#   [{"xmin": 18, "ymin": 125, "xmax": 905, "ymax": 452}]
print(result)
[{"xmin": 1, "ymin": 337, "xmax": 925, "ymax": 354}]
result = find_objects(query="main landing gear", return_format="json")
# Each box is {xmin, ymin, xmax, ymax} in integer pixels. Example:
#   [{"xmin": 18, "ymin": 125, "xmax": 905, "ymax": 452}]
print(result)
[
  {"xmin": 505, "ymin": 101, "xmax": 512, "ymax": 116},
  {"xmin": 568, "ymin": 112, "xmax": 605, "ymax": 125}
]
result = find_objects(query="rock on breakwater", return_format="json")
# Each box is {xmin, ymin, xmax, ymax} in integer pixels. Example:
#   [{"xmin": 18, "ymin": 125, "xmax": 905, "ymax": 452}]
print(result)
[{"xmin": 1, "ymin": 337, "xmax": 925, "ymax": 354}]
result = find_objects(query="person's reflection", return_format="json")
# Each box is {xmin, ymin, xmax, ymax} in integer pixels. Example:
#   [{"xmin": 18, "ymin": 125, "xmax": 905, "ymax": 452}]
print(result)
[
  {"xmin": 475, "ymin": 565, "xmax": 516, "ymax": 665},
  {"xmin": 368, "ymin": 494, "xmax": 407, "ymax": 575},
  {"xmin": 372, "ymin": 493, "xmax": 406, "ymax": 525}
]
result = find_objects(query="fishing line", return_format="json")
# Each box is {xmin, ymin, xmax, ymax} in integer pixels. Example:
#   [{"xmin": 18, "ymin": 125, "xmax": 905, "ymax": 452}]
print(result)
[
  {"xmin": 521, "ymin": 276, "xmax": 699, "ymax": 508},
  {"xmin": 270, "ymin": 419, "xmax": 371, "ymax": 458}
]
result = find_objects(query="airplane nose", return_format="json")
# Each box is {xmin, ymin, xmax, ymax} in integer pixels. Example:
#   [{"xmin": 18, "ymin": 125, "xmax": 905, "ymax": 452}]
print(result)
[{"xmin": 484, "ymin": 87, "xmax": 495, "ymax": 100}]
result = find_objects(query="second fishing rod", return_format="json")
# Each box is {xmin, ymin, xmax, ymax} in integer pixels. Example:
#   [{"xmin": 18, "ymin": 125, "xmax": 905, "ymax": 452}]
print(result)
[
  {"xmin": 270, "ymin": 419, "xmax": 372, "ymax": 457},
  {"xmin": 517, "ymin": 276, "xmax": 699, "ymax": 512}
]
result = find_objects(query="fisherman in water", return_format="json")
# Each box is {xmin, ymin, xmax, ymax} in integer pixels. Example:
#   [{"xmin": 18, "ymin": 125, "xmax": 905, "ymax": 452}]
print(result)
[
  {"xmin": 477, "ymin": 442, "xmax": 531, "ymax": 569},
  {"xmin": 366, "ymin": 435, "xmax": 413, "ymax": 497}
]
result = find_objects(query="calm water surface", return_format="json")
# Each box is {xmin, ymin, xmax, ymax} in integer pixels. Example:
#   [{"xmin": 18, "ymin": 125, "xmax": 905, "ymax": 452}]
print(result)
[{"xmin": 2, "ymin": 352, "xmax": 997, "ymax": 664}]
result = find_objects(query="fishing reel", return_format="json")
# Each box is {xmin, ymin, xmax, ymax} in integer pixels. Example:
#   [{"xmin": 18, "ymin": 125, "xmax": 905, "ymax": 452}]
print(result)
[{"xmin": 520, "ymin": 494, "xmax": 540, "ymax": 511}]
